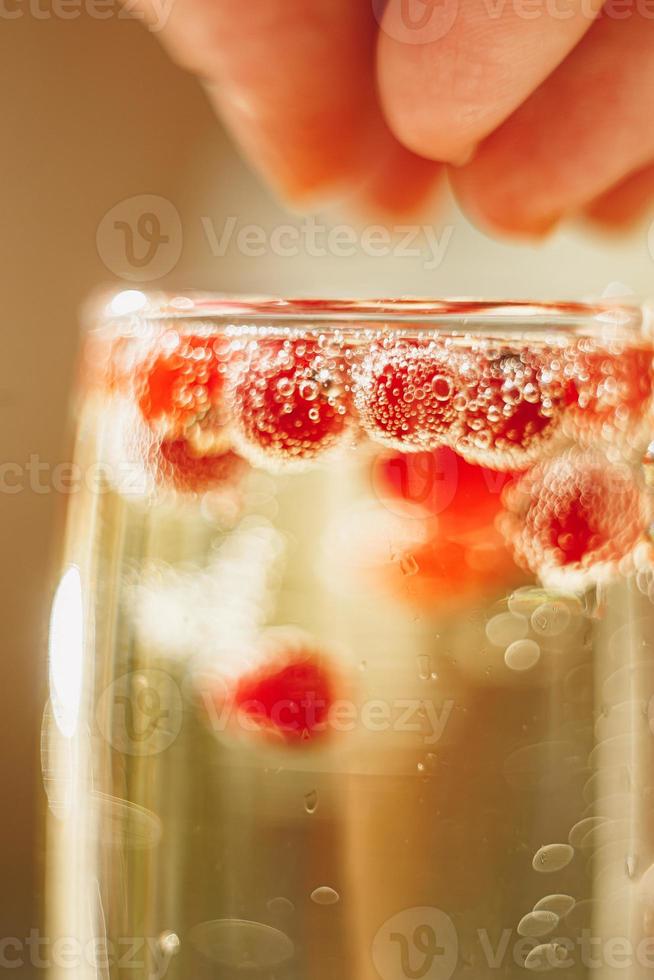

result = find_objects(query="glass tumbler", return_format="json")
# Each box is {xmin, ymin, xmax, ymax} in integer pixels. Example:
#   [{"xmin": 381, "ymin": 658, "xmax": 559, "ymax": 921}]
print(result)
[{"xmin": 45, "ymin": 294, "xmax": 654, "ymax": 980}]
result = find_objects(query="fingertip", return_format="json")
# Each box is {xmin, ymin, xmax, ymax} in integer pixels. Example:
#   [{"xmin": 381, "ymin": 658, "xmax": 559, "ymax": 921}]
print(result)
[
  {"xmin": 359, "ymin": 153, "xmax": 444, "ymax": 218},
  {"xmin": 449, "ymin": 165, "xmax": 562, "ymax": 240}
]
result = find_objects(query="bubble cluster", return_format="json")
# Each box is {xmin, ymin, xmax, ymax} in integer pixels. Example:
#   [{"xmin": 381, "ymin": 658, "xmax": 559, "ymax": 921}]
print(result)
[
  {"xmin": 353, "ymin": 339, "xmax": 461, "ymax": 451},
  {"xmin": 230, "ymin": 338, "xmax": 353, "ymax": 470},
  {"xmin": 500, "ymin": 449, "xmax": 646, "ymax": 584},
  {"xmin": 354, "ymin": 339, "xmax": 574, "ymax": 469}
]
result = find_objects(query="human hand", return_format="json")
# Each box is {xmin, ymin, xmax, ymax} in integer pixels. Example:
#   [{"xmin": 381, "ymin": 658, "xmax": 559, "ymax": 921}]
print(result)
[{"xmin": 135, "ymin": 0, "xmax": 654, "ymax": 235}]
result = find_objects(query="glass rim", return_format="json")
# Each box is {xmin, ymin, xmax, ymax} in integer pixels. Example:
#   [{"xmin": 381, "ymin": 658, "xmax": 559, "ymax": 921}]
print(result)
[{"xmin": 91, "ymin": 289, "xmax": 647, "ymax": 338}]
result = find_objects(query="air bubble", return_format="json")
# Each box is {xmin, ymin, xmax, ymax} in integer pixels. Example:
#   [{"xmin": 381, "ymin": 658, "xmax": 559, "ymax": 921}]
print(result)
[
  {"xmin": 524, "ymin": 943, "xmax": 568, "ymax": 972},
  {"xmin": 485, "ymin": 612, "xmax": 529, "ymax": 647},
  {"xmin": 531, "ymin": 602, "xmax": 572, "ymax": 637},
  {"xmin": 400, "ymin": 554, "xmax": 419, "ymax": 577},
  {"xmin": 310, "ymin": 886, "xmax": 340, "ymax": 906},
  {"xmin": 532, "ymin": 843, "xmax": 574, "ymax": 873},
  {"xmin": 505, "ymin": 639, "xmax": 541, "ymax": 672},
  {"xmin": 304, "ymin": 790, "xmax": 318, "ymax": 814},
  {"xmin": 267, "ymin": 897, "xmax": 295, "ymax": 916},
  {"xmin": 568, "ymin": 816, "xmax": 609, "ymax": 848},
  {"xmin": 159, "ymin": 931, "xmax": 180, "ymax": 956},
  {"xmin": 533, "ymin": 894, "xmax": 575, "ymax": 918},
  {"xmin": 517, "ymin": 911, "xmax": 559, "ymax": 938},
  {"xmin": 189, "ymin": 919, "xmax": 294, "ymax": 968}
]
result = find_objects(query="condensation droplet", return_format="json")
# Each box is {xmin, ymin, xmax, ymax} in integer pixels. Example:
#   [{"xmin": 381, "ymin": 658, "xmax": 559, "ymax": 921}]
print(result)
[
  {"xmin": 532, "ymin": 843, "xmax": 574, "ymax": 873},
  {"xmin": 310, "ymin": 886, "xmax": 340, "ymax": 906},
  {"xmin": 485, "ymin": 612, "xmax": 529, "ymax": 648},
  {"xmin": 304, "ymin": 790, "xmax": 318, "ymax": 814},
  {"xmin": 505, "ymin": 639, "xmax": 541, "ymax": 672},
  {"xmin": 417, "ymin": 654, "xmax": 432, "ymax": 680},
  {"xmin": 517, "ymin": 911, "xmax": 559, "ymax": 938}
]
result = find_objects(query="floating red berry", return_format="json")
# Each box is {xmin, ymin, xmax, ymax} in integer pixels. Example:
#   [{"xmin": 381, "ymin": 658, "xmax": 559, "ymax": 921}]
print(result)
[
  {"xmin": 499, "ymin": 449, "xmax": 645, "ymax": 581},
  {"xmin": 130, "ymin": 331, "xmax": 249, "ymax": 494},
  {"xmin": 354, "ymin": 340, "xmax": 462, "ymax": 451},
  {"xmin": 453, "ymin": 347, "xmax": 573, "ymax": 470},
  {"xmin": 230, "ymin": 338, "xmax": 352, "ymax": 469},
  {"xmin": 566, "ymin": 341, "xmax": 654, "ymax": 450},
  {"xmin": 137, "ymin": 332, "xmax": 233, "ymax": 437}
]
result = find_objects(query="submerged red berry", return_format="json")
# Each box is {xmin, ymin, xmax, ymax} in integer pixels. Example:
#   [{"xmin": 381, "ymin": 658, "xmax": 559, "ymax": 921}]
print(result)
[
  {"xmin": 354, "ymin": 340, "xmax": 462, "ymax": 451},
  {"xmin": 372, "ymin": 446, "xmax": 518, "ymax": 529},
  {"xmin": 230, "ymin": 338, "xmax": 352, "ymax": 468},
  {"xmin": 211, "ymin": 631, "xmax": 339, "ymax": 747},
  {"xmin": 152, "ymin": 439, "xmax": 246, "ymax": 495},
  {"xmin": 499, "ymin": 449, "xmax": 645, "ymax": 581}
]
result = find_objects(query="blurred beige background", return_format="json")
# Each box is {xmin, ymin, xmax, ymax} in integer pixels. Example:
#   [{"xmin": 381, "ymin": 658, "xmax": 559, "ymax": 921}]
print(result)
[{"xmin": 2, "ymin": 2, "xmax": 654, "ymax": 961}]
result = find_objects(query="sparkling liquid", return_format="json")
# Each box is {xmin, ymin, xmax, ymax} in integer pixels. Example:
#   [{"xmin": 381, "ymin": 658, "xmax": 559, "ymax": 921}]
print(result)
[{"xmin": 45, "ymin": 301, "xmax": 654, "ymax": 980}]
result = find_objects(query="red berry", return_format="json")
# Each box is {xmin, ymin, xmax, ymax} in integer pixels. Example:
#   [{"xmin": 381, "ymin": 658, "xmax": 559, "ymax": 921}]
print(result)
[
  {"xmin": 454, "ymin": 346, "xmax": 573, "ymax": 470},
  {"xmin": 371, "ymin": 446, "xmax": 518, "ymax": 531},
  {"xmin": 354, "ymin": 340, "xmax": 462, "ymax": 451},
  {"xmin": 566, "ymin": 341, "xmax": 654, "ymax": 449},
  {"xmin": 499, "ymin": 449, "xmax": 645, "ymax": 581},
  {"xmin": 211, "ymin": 631, "xmax": 339, "ymax": 747},
  {"xmin": 137, "ymin": 332, "xmax": 232, "ymax": 438},
  {"xmin": 230, "ymin": 338, "xmax": 352, "ymax": 469},
  {"xmin": 152, "ymin": 438, "xmax": 247, "ymax": 495},
  {"xmin": 133, "ymin": 331, "xmax": 248, "ymax": 494}
]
